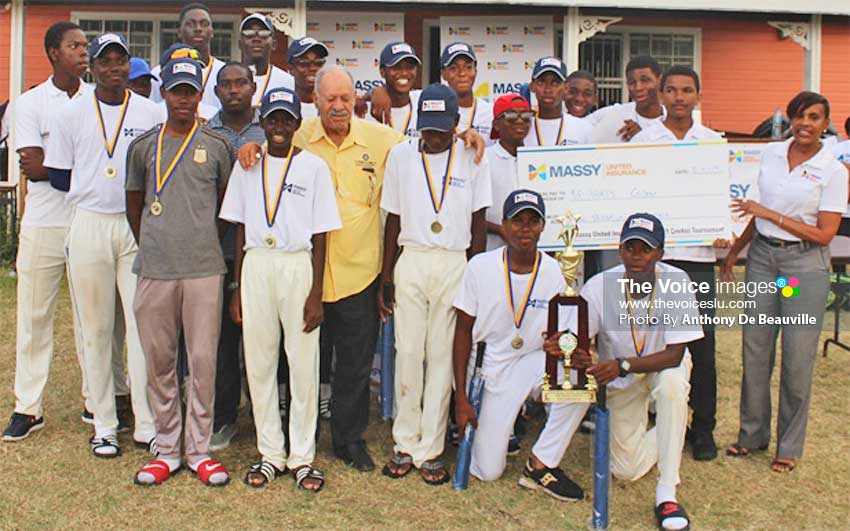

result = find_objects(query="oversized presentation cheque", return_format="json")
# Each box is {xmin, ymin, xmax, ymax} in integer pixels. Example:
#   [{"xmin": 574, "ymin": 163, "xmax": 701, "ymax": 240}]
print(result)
[{"xmin": 518, "ymin": 140, "xmax": 732, "ymax": 251}]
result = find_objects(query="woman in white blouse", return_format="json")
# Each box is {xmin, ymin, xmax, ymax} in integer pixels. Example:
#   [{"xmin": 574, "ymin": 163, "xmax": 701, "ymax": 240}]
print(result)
[{"xmin": 721, "ymin": 91, "xmax": 849, "ymax": 474}]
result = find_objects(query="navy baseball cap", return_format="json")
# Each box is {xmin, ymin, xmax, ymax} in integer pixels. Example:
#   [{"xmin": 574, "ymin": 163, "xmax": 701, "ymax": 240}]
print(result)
[
  {"xmin": 620, "ymin": 213, "xmax": 665, "ymax": 249},
  {"xmin": 161, "ymin": 58, "xmax": 203, "ymax": 92},
  {"xmin": 503, "ymin": 189, "xmax": 545, "ymax": 220},
  {"xmin": 417, "ymin": 83, "xmax": 459, "ymax": 132},
  {"xmin": 380, "ymin": 42, "xmax": 421, "ymax": 68},
  {"xmin": 241, "ymin": 13, "xmax": 274, "ymax": 32},
  {"xmin": 532, "ymin": 56, "xmax": 567, "ymax": 81},
  {"xmin": 440, "ymin": 42, "xmax": 476, "ymax": 68},
  {"xmin": 260, "ymin": 88, "xmax": 302, "ymax": 120},
  {"xmin": 287, "ymin": 36, "xmax": 329, "ymax": 62},
  {"xmin": 159, "ymin": 43, "xmax": 199, "ymax": 68},
  {"xmin": 129, "ymin": 58, "xmax": 157, "ymax": 81},
  {"xmin": 89, "ymin": 33, "xmax": 129, "ymax": 62}
]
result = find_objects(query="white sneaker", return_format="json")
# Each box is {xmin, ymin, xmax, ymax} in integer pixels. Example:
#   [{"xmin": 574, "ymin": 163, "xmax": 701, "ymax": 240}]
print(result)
[{"xmin": 209, "ymin": 424, "xmax": 237, "ymax": 451}]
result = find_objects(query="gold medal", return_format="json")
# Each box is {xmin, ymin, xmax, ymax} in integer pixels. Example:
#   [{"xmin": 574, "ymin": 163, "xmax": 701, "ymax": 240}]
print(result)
[
  {"xmin": 94, "ymin": 91, "xmax": 130, "ymax": 180},
  {"xmin": 104, "ymin": 166, "xmax": 117, "ymax": 179},
  {"xmin": 421, "ymin": 142, "xmax": 455, "ymax": 233},
  {"xmin": 261, "ymin": 144, "xmax": 295, "ymax": 239},
  {"xmin": 511, "ymin": 335, "xmax": 524, "ymax": 350},
  {"xmin": 150, "ymin": 199, "xmax": 163, "ymax": 216},
  {"xmin": 152, "ymin": 120, "xmax": 199, "ymax": 217},
  {"xmin": 263, "ymin": 235, "xmax": 276, "ymax": 248},
  {"xmin": 430, "ymin": 220, "xmax": 443, "ymax": 234}
]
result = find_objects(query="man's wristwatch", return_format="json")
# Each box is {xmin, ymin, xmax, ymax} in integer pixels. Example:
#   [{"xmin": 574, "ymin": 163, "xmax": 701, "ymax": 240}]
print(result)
[{"xmin": 617, "ymin": 358, "xmax": 631, "ymax": 378}]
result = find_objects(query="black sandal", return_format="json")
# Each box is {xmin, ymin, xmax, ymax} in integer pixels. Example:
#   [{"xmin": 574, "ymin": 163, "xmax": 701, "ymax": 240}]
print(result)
[
  {"xmin": 244, "ymin": 461, "xmax": 286, "ymax": 488},
  {"xmin": 382, "ymin": 453, "xmax": 414, "ymax": 479},
  {"xmin": 655, "ymin": 501, "xmax": 690, "ymax": 531},
  {"xmin": 293, "ymin": 465, "xmax": 325, "ymax": 492},
  {"xmin": 90, "ymin": 434, "xmax": 121, "ymax": 459},
  {"xmin": 419, "ymin": 459, "xmax": 450, "ymax": 486}
]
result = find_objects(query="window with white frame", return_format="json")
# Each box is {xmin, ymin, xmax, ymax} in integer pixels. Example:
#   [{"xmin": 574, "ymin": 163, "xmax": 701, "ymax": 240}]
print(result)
[
  {"xmin": 74, "ymin": 12, "xmax": 239, "ymax": 79},
  {"xmin": 579, "ymin": 27, "xmax": 700, "ymax": 108}
]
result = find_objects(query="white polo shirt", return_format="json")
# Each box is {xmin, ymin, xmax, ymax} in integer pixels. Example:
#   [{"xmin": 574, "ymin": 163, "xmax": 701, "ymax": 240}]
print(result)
[
  {"xmin": 382, "ymin": 138, "xmax": 492, "ymax": 251},
  {"xmin": 588, "ymin": 101, "xmax": 666, "ymax": 144},
  {"xmin": 484, "ymin": 142, "xmax": 519, "ymax": 250},
  {"xmin": 251, "ymin": 65, "xmax": 295, "ymax": 108},
  {"xmin": 44, "ymin": 91, "xmax": 160, "ymax": 214},
  {"xmin": 300, "ymin": 101, "xmax": 318, "ymax": 120},
  {"xmin": 458, "ymin": 97, "xmax": 495, "ymax": 146},
  {"xmin": 366, "ymin": 92, "xmax": 420, "ymax": 138},
  {"xmin": 13, "ymin": 77, "xmax": 92, "ymax": 228},
  {"xmin": 630, "ymin": 120, "xmax": 723, "ymax": 263},
  {"xmin": 219, "ymin": 149, "xmax": 342, "ymax": 251},
  {"xmin": 454, "ymin": 248, "xmax": 574, "ymax": 383},
  {"xmin": 579, "ymin": 262, "xmax": 703, "ymax": 390},
  {"xmin": 755, "ymin": 138, "xmax": 849, "ymax": 241},
  {"xmin": 157, "ymin": 101, "xmax": 218, "ymax": 124},
  {"xmin": 523, "ymin": 114, "xmax": 592, "ymax": 147},
  {"xmin": 151, "ymin": 56, "xmax": 226, "ymax": 109},
  {"xmin": 830, "ymin": 139, "xmax": 850, "ymax": 217}
]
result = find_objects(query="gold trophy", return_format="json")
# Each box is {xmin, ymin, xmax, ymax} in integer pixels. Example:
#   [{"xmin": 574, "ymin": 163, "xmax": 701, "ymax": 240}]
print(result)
[{"xmin": 542, "ymin": 210, "xmax": 597, "ymax": 403}]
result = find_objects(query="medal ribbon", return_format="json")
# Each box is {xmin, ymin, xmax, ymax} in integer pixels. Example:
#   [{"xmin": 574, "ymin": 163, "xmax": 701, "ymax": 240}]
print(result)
[
  {"xmin": 420, "ymin": 141, "xmax": 456, "ymax": 215},
  {"xmin": 503, "ymin": 248, "xmax": 541, "ymax": 332},
  {"xmin": 201, "ymin": 56, "xmax": 214, "ymax": 92},
  {"xmin": 388, "ymin": 101, "xmax": 412, "ymax": 134},
  {"xmin": 534, "ymin": 116, "xmax": 564, "ymax": 146},
  {"xmin": 93, "ymin": 90, "xmax": 130, "ymax": 161},
  {"xmin": 154, "ymin": 120, "xmax": 200, "ymax": 198},
  {"xmin": 261, "ymin": 143, "xmax": 296, "ymax": 228},
  {"xmin": 457, "ymin": 99, "xmax": 476, "ymax": 133},
  {"xmin": 624, "ymin": 271, "xmax": 658, "ymax": 357},
  {"xmin": 253, "ymin": 65, "xmax": 273, "ymax": 107}
]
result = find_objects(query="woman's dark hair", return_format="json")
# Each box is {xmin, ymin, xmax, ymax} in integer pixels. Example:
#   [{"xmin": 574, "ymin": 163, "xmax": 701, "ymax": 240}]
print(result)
[
  {"xmin": 566, "ymin": 69, "xmax": 597, "ymax": 89},
  {"xmin": 44, "ymin": 22, "xmax": 82, "ymax": 60},
  {"xmin": 786, "ymin": 91, "xmax": 830, "ymax": 120},
  {"xmin": 661, "ymin": 65, "xmax": 700, "ymax": 93}
]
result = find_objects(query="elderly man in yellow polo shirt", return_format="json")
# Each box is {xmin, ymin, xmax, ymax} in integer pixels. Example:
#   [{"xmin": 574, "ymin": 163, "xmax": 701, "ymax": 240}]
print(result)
[{"xmin": 237, "ymin": 64, "xmax": 483, "ymax": 471}]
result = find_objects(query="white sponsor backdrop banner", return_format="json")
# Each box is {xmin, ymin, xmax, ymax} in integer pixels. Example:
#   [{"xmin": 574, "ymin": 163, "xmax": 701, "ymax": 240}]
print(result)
[
  {"xmin": 727, "ymin": 142, "xmax": 765, "ymax": 237},
  {"xmin": 518, "ymin": 141, "xmax": 732, "ymax": 250},
  {"xmin": 439, "ymin": 17, "xmax": 554, "ymax": 100},
  {"xmin": 306, "ymin": 12, "xmax": 405, "ymax": 93}
]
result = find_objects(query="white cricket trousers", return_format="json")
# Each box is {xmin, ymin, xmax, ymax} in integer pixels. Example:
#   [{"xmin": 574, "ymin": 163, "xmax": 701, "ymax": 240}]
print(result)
[
  {"xmin": 607, "ymin": 354, "xmax": 692, "ymax": 488},
  {"xmin": 66, "ymin": 208, "xmax": 154, "ymax": 440},
  {"xmin": 14, "ymin": 225, "xmax": 127, "ymax": 417},
  {"xmin": 392, "ymin": 247, "xmax": 466, "ymax": 467},
  {"xmin": 242, "ymin": 249, "xmax": 318, "ymax": 470},
  {"xmin": 471, "ymin": 350, "xmax": 587, "ymax": 481}
]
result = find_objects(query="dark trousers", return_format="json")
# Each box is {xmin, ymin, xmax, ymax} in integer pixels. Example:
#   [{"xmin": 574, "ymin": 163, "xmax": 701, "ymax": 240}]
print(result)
[
  {"xmin": 324, "ymin": 279, "xmax": 379, "ymax": 448},
  {"xmin": 213, "ymin": 262, "xmax": 243, "ymax": 429},
  {"xmin": 664, "ymin": 260, "xmax": 717, "ymax": 434}
]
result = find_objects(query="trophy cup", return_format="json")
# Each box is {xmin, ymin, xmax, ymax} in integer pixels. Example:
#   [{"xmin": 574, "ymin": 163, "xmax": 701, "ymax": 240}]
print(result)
[{"xmin": 541, "ymin": 210, "xmax": 597, "ymax": 403}]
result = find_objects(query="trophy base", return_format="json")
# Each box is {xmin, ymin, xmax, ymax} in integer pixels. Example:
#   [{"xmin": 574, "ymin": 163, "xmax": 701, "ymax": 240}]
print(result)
[{"xmin": 541, "ymin": 387, "xmax": 596, "ymax": 403}]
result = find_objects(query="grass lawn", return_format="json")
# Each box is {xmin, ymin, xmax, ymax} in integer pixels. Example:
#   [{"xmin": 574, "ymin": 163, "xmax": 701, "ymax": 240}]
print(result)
[{"xmin": 0, "ymin": 269, "xmax": 847, "ymax": 531}]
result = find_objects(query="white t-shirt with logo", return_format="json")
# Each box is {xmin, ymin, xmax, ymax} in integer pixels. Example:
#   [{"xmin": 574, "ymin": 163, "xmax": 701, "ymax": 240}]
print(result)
[
  {"xmin": 251, "ymin": 65, "xmax": 296, "ymax": 107},
  {"xmin": 366, "ymin": 91, "xmax": 420, "ymax": 138},
  {"xmin": 588, "ymin": 101, "xmax": 666, "ymax": 144},
  {"xmin": 630, "ymin": 120, "xmax": 724, "ymax": 262},
  {"xmin": 755, "ymin": 138, "xmax": 848, "ymax": 240},
  {"xmin": 523, "ymin": 114, "xmax": 592, "ymax": 147},
  {"xmin": 453, "ymin": 248, "xmax": 574, "ymax": 383},
  {"xmin": 458, "ymin": 97, "xmax": 495, "ymax": 146},
  {"xmin": 13, "ymin": 77, "xmax": 92, "ymax": 227},
  {"xmin": 45, "ymin": 91, "xmax": 160, "ymax": 214},
  {"xmin": 484, "ymin": 142, "xmax": 519, "ymax": 250},
  {"xmin": 382, "ymin": 138, "xmax": 492, "ymax": 251},
  {"xmin": 151, "ymin": 57, "xmax": 226, "ymax": 110},
  {"xmin": 219, "ymin": 149, "xmax": 342, "ymax": 251},
  {"xmin": 300, "ymin": 101, "xmax": 319, "ymax": 120},
  {"xmin": 830, "ymin": 139, "xmax": 850, "ymax": 217},
  {"xmin": 579, "ymin": 262, "xmax": 703, "ymax": 390}
]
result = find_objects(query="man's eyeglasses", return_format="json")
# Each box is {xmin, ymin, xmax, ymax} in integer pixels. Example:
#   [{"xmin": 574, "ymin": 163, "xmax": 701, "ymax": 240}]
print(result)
[
  {"xmin": 241, "ymin": 29, "xmax": 273, "ymax": 39},
  {"xmin": 293, "ymin": 58, "xmax": 327, "ymax": 69},
  {"xmin": 499, "ymin": 110, "xmax": 534, "ymax": 123}
]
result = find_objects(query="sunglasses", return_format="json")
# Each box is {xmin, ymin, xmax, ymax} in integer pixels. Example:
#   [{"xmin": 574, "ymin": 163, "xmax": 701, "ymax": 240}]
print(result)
[
  {"xmin": 499, "ymin": 110, "xmax": 534, "ymax": 123},
  {"xmin": 293, "ymin": 58, "xmax": 327, "ymax": 69},
  {"xmin": 241, "ymin": 29, "xmax": 273, "ymax": 39}
]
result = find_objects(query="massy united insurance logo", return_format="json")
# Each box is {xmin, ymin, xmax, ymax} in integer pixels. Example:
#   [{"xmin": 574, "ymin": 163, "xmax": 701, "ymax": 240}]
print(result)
[
  {"xmin": 502, "ymin": 43, "xmax": 525, "ymax": 53},
  {"xmin": 351, "ymin": 40, "xmax": 375, "ymax": 49},
  {"xmin": 373, "ymin": 22, "xmax": 397, "ymax": 32},
  {"xmin": 448, "ymin": 26, "xmax": 472, "ymax": 36},
  {"xmin": 486, "ymin": 25, "xmax": 510, "ymax": 36},
  {"xmin": 335, "ymin": 57, "xmax": 359, "ymax": 67},
  {"xmin": 486, "ymin": 61, "xmax": 510, "ymax": 71},
  {"xmin": 528, "ymin": 162, "xmax": 602, "ymax": 181},
  {"xmin": 524, "ymin": 25, "xmax": 546, "ymax": 36},
  {"xmin": 729, "ymin": 148, "xmax": 761, "ymax": 164},
  {"xmin": 335, "ymin": 22, "xmax": 358, "ymax": 32},
  {"xmin": 776, "ymin": 276, "xmax": 800, "ymax": 298}
]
